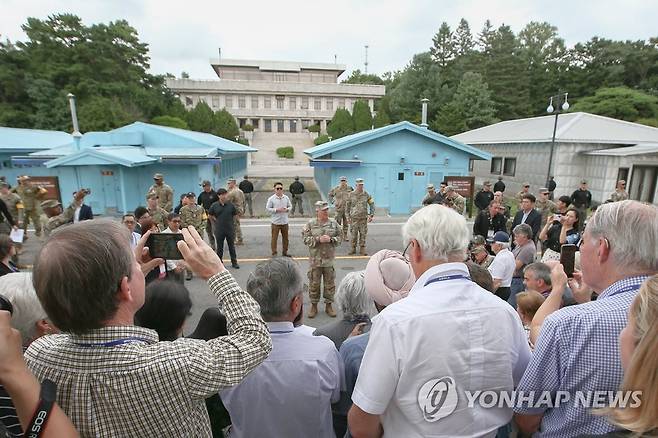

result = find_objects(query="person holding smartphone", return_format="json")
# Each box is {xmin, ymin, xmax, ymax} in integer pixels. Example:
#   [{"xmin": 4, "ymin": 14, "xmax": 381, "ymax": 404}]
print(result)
[{"xmin": 539, "ymin": 208, "xmax": 581, "ymax": 262}]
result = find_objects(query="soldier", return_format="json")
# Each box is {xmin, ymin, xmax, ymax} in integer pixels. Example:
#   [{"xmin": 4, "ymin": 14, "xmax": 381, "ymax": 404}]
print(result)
[
  {"xmin": 197, "ymin": 180, "xmax": 219, "ymax": 249},
  {"xmin": 516, "ymin": 182, "xmax": 531, "ymax": 204},
  {"xmin": 13, "ymin": 175, "xmax": 46, "ymax": 239},
  {"xmin": 238, "ymin": 175, "xmax": 255, "ymax": 217},
  {"xmin": 289, "ymin": 176, "xmax": 305, "ymax": 217},
  {"xmin": 443, "ymin": 185, "xmax": 465, "ymax": 215},
  {"xmin": 226, "ymin": 177, "xmax": 245, "ymax": 245},
  {"xmin": 474, "ymin": 181, "xmax": 494, "ymax": 212},
  {"xmin": 41, "ymin": 190, "xmax": 87, "ymax": 237},
  {"xmin": 179, "ymin": 192, "xmax": 206, "ymax": 231},
  {"xmin": 536, "ymin": 188, "xmax": 557, "ymax": 227},
  {"xmin": 302, "ymin": 201, "xmax": 341, "ymax": 318},
  {"xmin": 0, "ymin": 182, "xmax": 23, "ymax": 264},
  {"xmin": 147, "ymin": 173, "xmax": 174, "ymax": 212},
  {"xmin": 346, "ymin": 178, "xmax": 375, "ymax": 256},
  {"xmin": 327, "ymin": 176, "xmax": 353, "ymax": 241},
  {"xmin": 146, "ymin": 193, "xmax": 169, "ymax": 231},
  {"xmin": 609, "ymin": 180, "xmax": 629, "ymax": 202},
  {"xmin": 421, "ymin": 184, "xmax": 436, "ymax": 206}
]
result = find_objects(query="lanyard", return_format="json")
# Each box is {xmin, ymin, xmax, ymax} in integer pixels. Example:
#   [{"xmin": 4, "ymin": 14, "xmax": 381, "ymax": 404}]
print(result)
[
  {"xmin": 424, "ymin": 274, "xmax": 471, "ymax": 287},
  {"xmin": 75, "ymin": 337, "xmax": 151, "ymax": 348},
  {"xmin": 602, "ymin": 282, "xmax": 645, "ymax": 299}
]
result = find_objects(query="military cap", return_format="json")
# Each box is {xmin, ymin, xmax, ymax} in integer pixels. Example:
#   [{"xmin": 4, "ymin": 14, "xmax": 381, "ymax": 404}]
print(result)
[
  {"xmin": 146, "ymin": 192, "xmax": 159, "ymax": 200},
  {"xmin": 201, "ymin": 180, "xmax": 211, "ymax": 187},
  {"xmin": 153, "ymin": 173, "xmax": 164, "ymax": 180},
  {"xmin": 523, "ymin": 182, "xmax": 530, "ymax": 187},
  {"xmin": 427, "ymin": 184, "xmax": 435, "ymax": 190},
  {"xmin": 315, "ymin": 201, "xmax": 330, "ymax": 210},
  {"xmin": 227, "ymin": 177, "xmax": 236, "ymax": 182},
  {"xmin": 217, "ymin": 188, "xmax": 228, "ymax": 195},
  {"xmin": 339, "ymin": 176, "xmax": 347, "ymax": 181},
  {"xmin": 483, "ymin": 181, "xmax": 492, "ymax": 186},
  {"xmin": 471, "ymin": 245, "xmax": 488, "ymax": 255},
  {"xmin": 539, "ymin": 187, "xmax": 549, "ymax": 194},
  {"xmin": 18, "ymin": 175, "xmax": 30, "ymax": 182},
  {"xmin": 355, "ymin": 178, "xmax": 364, "ymax": 184},
  {"xmin": 580, "ymin": 179, "xmax": 588, "ymax": 184},
  {"xmin": 0, "ymin": 182, "xmax": 8, "ymax": 189},
  {"xmin": 40, "ymin": 199, "xmax": 61, "ymax": 209},
  {"xmin": 184, "ymin": 192, "xmax": 196, "ymax": 198}
]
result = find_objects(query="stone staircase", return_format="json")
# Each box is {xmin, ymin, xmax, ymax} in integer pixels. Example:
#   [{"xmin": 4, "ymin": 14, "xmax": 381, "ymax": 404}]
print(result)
[{"xmin": 250, "ymin": 131, "xmax": 314, "ymax": 165}]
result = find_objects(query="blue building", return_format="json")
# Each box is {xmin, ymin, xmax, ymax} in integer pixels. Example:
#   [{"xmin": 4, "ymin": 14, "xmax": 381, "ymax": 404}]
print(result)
[
  {"xmin": 304, "ymin": 121, "xmax": 491, "ymax": 214},
  {"xmin": 1, "ymin": 122, "xmax": 255, "ymax": 214}
]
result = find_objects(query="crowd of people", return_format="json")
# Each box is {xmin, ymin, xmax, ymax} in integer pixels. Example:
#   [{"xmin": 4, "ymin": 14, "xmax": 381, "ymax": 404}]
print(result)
[{"xmin": 0, "ymin": 167, "xmax": 656, "ymax": 438}]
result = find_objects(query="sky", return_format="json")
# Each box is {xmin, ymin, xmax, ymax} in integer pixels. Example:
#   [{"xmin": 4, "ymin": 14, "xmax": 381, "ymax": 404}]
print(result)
[{"xmin": 2, "ymin": 0, "xmax": 657, "ymax": 80}]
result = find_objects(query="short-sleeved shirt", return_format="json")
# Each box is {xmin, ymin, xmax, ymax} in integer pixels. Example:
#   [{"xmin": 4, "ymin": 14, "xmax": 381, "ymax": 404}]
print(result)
[
  {"xmin": 514, "ymin": 276, "xmax": 649, "ymax": 437},
  {"xmin": 512, "ymin": 241, "xmax": 536, "ymax": 277},
  {"xmin": 488, "ymin": 249, "xmax": 515, "ymax": 287},
  {"xmin": 352, "ymin": 263, "xmax": 531, "ymax": 437}
]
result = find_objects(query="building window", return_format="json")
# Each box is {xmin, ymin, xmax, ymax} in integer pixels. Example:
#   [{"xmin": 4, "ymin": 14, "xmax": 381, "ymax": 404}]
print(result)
[
  {"xmin": 398, "ymin": 172, "xmax": 405, "ymax": 181},
  {"xmin": 301, "ymin": 97, "xmax": 309, "ymax": 109},
  {"xmin": 264, "ymin": 119, "xmax": 272, "ymax": 132},
  {"xmin": 289, "ymin": 97, "xmax": 296, "ymax": 110},
  {"xmin": 275, "ymin": 73, "xmax": 285, "ymax": 82},
  {"xmin": 490, "ymin": 157, "xmax": 502, "ymax": 174},
  {"xmin": 314, "ymin": 98, "xmax": 321, "ymax": 111},
  {"xmin": 212, "ymin": 96, "xmax": 220, "ymax": 108},
  {"xmin": 468, "ymin": 159, "xmax": 474, "ymax": 172},
  {"xmin": 629, "ymin": 165, "xmax": 658, "ymax": 203},
  {"xmin": 326, "ymin": 99, "xmax": 333, "ymax": 111},
  {"xmin": 503, "ymin": 158, "xmax": 516, "ymax": 176},
  {"xmin": 277, "ymin": 119, "xmax": 285, "ymax": 133},
  {"xmin": 276, "ymin": 95, "xmax": 285, "ymax": 110},
  {"xmin": 264, "ymin": 97, "xmax": 271, "ymax": 109},
  {"xmin": 290, "ymin": 120, "xmax": 297, "ymax": 133},
  {"xmin": 238, "ymin": 96, "xmax": 246, "ymax": 109},
  {"xmin": 338, "ymin": 98, "xmax": 345, "ymax": 109},
  {"xmin": 225, "ymin": 96, "xmax": 232, "ymax": 108},
  {"xmin": 617, "ymin": 167, "xmax": 629, "ymax": 183},
  {"xmin": 251, "ymin": 119, "xmax": 259, "ymax": 129},
  {"xmin": 185, "ymin": 96, "xmax": 193, "ymax": 106},
  {"xmin": 238, "ymin": 118, "xmax": 247, "ymax": 128},
  {"xmin": 301, "ymin": 119, "xmax": 310, "ymax": 129},
  {"xmin": 251, "ymin": 96, "xmax": 259, "ymax": 109}
]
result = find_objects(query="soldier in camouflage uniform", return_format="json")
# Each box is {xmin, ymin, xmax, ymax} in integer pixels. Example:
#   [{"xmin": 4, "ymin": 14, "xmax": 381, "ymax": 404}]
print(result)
[
  {"xmin": 0, "ymin": 182, "xmax": 23, "ymax": 263},
  {"xmin": 226, "ymin": 178, "xmax": 245, "ymax": 245},
  {"xmin": 146, "ymin": 193, "xmax": 169, "ymax": 231},
  {"xmin": 13, "ymin": 176, "xmax": 45, "ymax": 238},
  {"xmin": 536, "ymin": 188, "xmax": 557, "ymax": 227},
  {"xmin": 41, "ymin": 191, "xmax": 86, "ymax": 237},
  {"xmin": 422, "ymin": 184, "xmax": 437, "ymax": 206},
  {"xmin": 147, "ymin": 173, "xmax": 174, "ymax": 212},
  {"xmin": 302, "ymin": 201, "xmax": 342, "ymax": 318},
  {"xmin": 346, "ymin": 178, "xmax": 375, "ymax": 256},
  {"xmin": 443, "ymin": 185, "xmax": 465, "ymax": 215},
  {"xmin": 179, "ymin": 191, "xmax": 206, "ymax": 279},
  {"xmin": 516, "ymin": 182, "xmax": 531, "ymax": 204},
  {"xmin": 327, "ymin": 176, "xmax": 353, "ymax": 241},
  {"xmin": 609, "ymin": 180, "xmax": 629, "ymax": 202}
]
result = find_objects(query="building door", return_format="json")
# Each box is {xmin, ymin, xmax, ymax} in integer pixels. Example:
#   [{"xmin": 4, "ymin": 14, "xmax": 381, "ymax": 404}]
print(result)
[
  {"xmin": 390, "ymin": 168, "xmax": 412, "ymax": 214},
  {"xmin": 630, "ymin": 165, "xmax": 658, "ymax": 204},
  {"xmin": 100, "ymin": 168, "xmax": 119, "ymax": 214}
]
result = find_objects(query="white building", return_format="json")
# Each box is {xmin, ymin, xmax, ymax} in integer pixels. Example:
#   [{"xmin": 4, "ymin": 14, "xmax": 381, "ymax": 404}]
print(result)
[
  {"xmin": 166, "ymin": 59, "xmax": 385, "ymax": 162},
  {"xmin": 453, "ymin": 112, "xmax": 658, "ymax": 205}
]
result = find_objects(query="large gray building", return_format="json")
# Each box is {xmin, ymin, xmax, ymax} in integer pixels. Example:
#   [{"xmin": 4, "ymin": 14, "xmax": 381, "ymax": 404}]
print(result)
[{"xmin": 166, "ymin": 59, "xmax": 385, "ymax": 162}]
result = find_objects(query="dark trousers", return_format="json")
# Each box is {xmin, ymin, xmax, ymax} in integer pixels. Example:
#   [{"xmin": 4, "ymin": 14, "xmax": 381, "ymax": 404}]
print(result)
[
  {"xmin": 271, "ymin": 224, "xmax": 289, "ymax": 255},
  {"xmin": 215, "ymin": 231, "xmax": 237, "ymax": 265},
  {"xmin": 508, "ymin": 277, "xmax": 525, "ymax": 307}
]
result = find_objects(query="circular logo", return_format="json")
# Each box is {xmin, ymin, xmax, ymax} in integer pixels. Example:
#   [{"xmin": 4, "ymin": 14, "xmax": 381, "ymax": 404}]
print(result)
[{"xmin": 417, "ymin": 376, "xmax": 459, "ymax": 422}]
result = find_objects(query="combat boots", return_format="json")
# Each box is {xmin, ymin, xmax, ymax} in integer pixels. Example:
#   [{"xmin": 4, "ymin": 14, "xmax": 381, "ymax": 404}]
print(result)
[
  {"xmin": 348, "ymin": 244, "xmax": 356, "ymax": 255},
  {"xmin": 359, "ymin": 246, "xmax": 367, "ymax": 256},
  {"xmin": 325, "ymin": 303, "xmax": 337, "ymax": 317},
  {"xmin": 308, "ymin": 304, "xmax": 318, "ymax": 318}
]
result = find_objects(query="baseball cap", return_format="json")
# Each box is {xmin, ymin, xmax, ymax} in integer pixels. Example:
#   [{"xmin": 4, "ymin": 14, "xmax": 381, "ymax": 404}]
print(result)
[
  {"xmin": 523, "ymin": 182, "xmax": 530, "ymax": 187},
  {"xmin": 0, "ymin": 182, "xmax": 8, "ymax": 189},
  {"xmin": 539, "ymin": 187, "xmax": 549, "ymax": 194},
  {"xmin": 355, "ymin": 178, "xmax": 364, "ymax": 184},
  {"xmin": 484, "ymin": 181, "xmax": 492, "ymax": 186},
  {"xmin": 184, "ymin": 192, "xmax": 196, "ymax": 198},
  {"xmin": 488, "ymin": 231, "xmax": 510, "ymax": 244},
  {"xmin": 315, "ymin": 201, "xmax": 329, "ymax": 210},
  {"xmin": 580, "ymin": 179, "xmax": 587, "ymax": 184},
  {"xmin": 153, "ymin": 173, "xmax": 163, "ymax": 180},
  {"xmin": 339, "ymin": 176, "xmax": 347, "ymax": 181},
  {"xmin": 40, "ymin": 199, "xmax": 61, "ymax": 209},
  {"xmin": 146, "ymin": 192, "xmax": 158, "ymax": 200},
  {"xmin": 427, "ymin": 184, "xmax": 435, "ymax": 190},
  {"xmin": 217, "ymin": 188, "xmax": 228, "ymax": 195},
  {"xmin": 201, "ymin": 180, "xmax": 211, "ymax": 187},
  {"xmin": 228, "ymin": 177, "xmax": 236, "ymax": 182}
]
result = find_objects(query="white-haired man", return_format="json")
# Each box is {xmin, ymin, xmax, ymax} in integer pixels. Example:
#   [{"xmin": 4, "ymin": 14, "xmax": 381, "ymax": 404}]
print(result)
[
  {"xmin": 514, "ymin": 200, "xmax": 658, "ymax": 436},
  {"xmin": 348, "ymin": 205, "xmax": 530, "ymax": 437}
]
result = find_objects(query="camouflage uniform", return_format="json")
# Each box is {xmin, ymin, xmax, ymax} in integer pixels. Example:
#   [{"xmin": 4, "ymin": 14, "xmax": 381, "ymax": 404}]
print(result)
[
  {"xmin": 14, "ymin": 184, "xmax": 44, "ymax": 236},
  {"xmin": 609, "ymin": 190, "xmax": 629, "ymax": 202},
  {"xmin": 302, "ymin": 217, "xmax": 342, "ymax": 304},
  {"xmin": 536, "ymin": 198, "xmax": 557, "ymax": 227},
  {"xmin": 445, "ymin": 194, "xmax": 466, "ymax": 215},
  {"xmin": 0, "ymin": 191, "xmax": 23, "ymax": 262},
  {"xmin": 148, "ymin": 206, "xmax": 169, "ymax": 231},
  {"xmin": 180, "ymin": 203, "xmax": 206, "ymax": 231},
  {"xmin": 147, "ymin": 183, "xmax": 174, "ymax": 212},
  {"xmin": 422, "ymin": 190, "xmax": 436, "ymax": 206},
  {"xmin": 328, "ymin": 183, "xmax": 353, "ymax": 240},
  {"xmin": 346, "ymin": 189, "xmax": 375, "ymax": 255},
  {"xmin": 43, "ymin": 202, "xmax": 77, "ymax": 237},
  {"xmin": 516, "ymin": 190, "xmax": 530, "ymax": 204},
  {"xmin": 227, "ymin": 187, "xmax": 245, "ymax": 244}
]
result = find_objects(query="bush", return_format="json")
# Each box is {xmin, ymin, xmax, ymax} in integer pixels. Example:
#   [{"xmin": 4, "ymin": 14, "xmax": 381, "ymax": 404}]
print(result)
[
  {"xmin": 276, "ymin": 146, "xmax": 294, "ymax": 159},
  {"xmin": 307, "ymin": 124, "xmax": 321, "ymax": 133},
  {"xmin": 151, "ymin": 115, "xmax": 189, "ymax": 130},
  {"xmin": 237, "ymin": 137, "xmax": 250, "ymax": 145},
  {"xmin": 314, "ymin": 135, "xmax": 330, "ymax": 145},
  {"xmin": 242, "ymin": 124, "xmax": 254, "ymax": 131}
]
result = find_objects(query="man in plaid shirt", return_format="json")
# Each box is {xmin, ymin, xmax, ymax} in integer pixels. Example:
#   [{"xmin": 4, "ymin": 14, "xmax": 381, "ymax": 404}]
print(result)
[{"xmin": 24, "ymin": 220, "xmax": 272, "ymax": 437}]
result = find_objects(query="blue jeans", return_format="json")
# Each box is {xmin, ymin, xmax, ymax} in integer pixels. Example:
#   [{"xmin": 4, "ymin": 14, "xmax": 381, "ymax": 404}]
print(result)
[{"xmin": 508, "ymin": 277, "xmax": 525, "ymax": 307}]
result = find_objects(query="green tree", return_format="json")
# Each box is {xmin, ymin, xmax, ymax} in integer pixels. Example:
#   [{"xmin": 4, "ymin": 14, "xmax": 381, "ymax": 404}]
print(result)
[
  {"xmin": 453, "ymin": 18, "xmax": 474, "ymax": 56},
  {"xmin": 477, "ymin": 19, "xmax": 496, "ymax": 55},
  {"xmin": 186, "ymin": 101, "xmax": 215, "ymax": 133},
  {"xmin": 352, "ymin": 100, "xmax": 373, "ymax": 132},
  {"xmin": 213, "ymin": 108, "xmax": 240, "ymax": 140},
  {"xmin": 78, "ymin": 96, "xmax": 135, "ymax": 132},
  {"xmin": 342, "ymin": 69, "xmax": 384, "ymax": 85},
  {"xmin": 430, "ymin": 22, "xmax": 455, "ymax": 67},
  {"xmin": 571, "ymin": 87, "xmax": 658, "ymax": 122},
  {"xmin": 373, "ymin": 106, "xmax": 391, "ymax": 128},
  {"xmin": 151, "ymin": 115, "xmax": 189, "ymax": 129},
  {"xmin": 327, "ymin": 108, "xmax": 355, "ymax": 139}
]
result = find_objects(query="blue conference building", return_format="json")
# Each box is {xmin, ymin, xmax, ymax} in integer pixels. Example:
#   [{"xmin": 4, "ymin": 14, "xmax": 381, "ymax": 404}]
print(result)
[
  {"xmin": 0, "ymin": 122, "xmax": 255, "ymax": 215},
  {"xmin": 304, "ymin": 121, "xmax": 491, "ymax": 214}
]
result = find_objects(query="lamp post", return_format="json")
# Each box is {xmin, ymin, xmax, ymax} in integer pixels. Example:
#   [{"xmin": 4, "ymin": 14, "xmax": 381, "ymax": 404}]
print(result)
[{"xmin": 545, "ymin": 92, "xmax": 569, "ymax": 187}]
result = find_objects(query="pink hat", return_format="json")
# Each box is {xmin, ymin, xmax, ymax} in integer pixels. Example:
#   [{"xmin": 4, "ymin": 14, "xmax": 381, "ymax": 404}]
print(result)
[{"xmin": 365, "ymin": 249, "xmax": 416, "ymax": 306}]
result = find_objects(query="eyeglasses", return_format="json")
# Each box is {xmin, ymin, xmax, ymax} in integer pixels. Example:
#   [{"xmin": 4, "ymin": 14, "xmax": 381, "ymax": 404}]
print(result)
[
  {"xmin": 171, "ymin": 220, "xmax": 182, "ymax": 223},
  {"xmin": 275, "ymin": 187, "xmax": 283, "ymax": 191},
  {"xmin": 402, "ymin": 240, "xmax": 413, "ymax": 258}
]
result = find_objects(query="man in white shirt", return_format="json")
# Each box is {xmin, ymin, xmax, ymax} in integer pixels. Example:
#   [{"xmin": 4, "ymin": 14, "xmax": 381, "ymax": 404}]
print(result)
[
  {"xmin": 488, "ymin": 231, "xmax": 516, "ymax": 302},
  {"xmin": 221, "ymin": 257, "xmax": 343, "ymax": 437},
  {"xmin": 266, "ymin": 182, "xmax": 292, "ymax": 257},
  {"xmin": 348, "ymin": 205, "xmax": 530, "ymax": 438},
  {"xmin": 121, "ymin": 214, "xmax": 141, "ymax": 249}
]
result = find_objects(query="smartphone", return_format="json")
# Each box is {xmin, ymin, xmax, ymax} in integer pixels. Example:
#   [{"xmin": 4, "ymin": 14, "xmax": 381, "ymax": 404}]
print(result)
[
  {"xmin": 147, "ymin": 233, "xmax": 184, "ymax": 260},
  {"xmin": 560, "ymin": 244, "xmax": 578, "ymax": 278}
]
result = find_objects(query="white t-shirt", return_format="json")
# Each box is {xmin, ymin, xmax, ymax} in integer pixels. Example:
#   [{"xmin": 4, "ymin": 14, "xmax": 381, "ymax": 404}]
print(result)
[
  {"xmin": 352, "ymin": 262, "xmax": 530, "ymax": 438},
  {"xmin": 488, "ymin": 248, "xmax": 516, "ymax": 287}
]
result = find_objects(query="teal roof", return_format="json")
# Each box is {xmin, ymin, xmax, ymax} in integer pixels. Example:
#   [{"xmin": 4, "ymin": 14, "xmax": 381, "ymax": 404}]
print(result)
[
  {"xmin": 0, "ymin": 127, "xmax": 73, "ymax": 152},
  {"xmin": 44, "ymin": 147, "xmax": 157, "ymax": 168},
  {"xmin": 304, "ymin": 121, "xmax": 491, "ymax": 160}
]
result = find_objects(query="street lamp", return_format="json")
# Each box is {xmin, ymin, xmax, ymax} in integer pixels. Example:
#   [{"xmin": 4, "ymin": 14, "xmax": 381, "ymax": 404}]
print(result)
[{"xmin": 545, "ymin": 92, "xmax": 569, "ymax": 187}]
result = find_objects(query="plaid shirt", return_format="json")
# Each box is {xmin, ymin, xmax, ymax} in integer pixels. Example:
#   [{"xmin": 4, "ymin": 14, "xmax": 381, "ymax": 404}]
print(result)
[
  {"xmin": 25, "ymin": 271, "xmax": 271, "ymax": 437},
  {"xmin": 514, "ymin": 275, "xmax": 649, "ymax": 437}
]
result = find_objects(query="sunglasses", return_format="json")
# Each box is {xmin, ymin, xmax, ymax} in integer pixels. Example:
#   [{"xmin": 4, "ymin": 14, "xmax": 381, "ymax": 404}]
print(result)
[{"xmin": 275, "ymin": 187, "xmax": 283, "ymax": 191}]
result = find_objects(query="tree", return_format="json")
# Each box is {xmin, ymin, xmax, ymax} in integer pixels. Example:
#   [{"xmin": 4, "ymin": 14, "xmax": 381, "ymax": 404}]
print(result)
[
  {"xmin": 213, "ymin": 108, "xmax": 239, "ymax": 140},
  {"xmin": 352, "ymin": 100, "xmax": 373, "ymax": 132},
  {"xmin": 571, "ymin": 87, "xmax": 658, "ymax": 123},
  {"xmin": 151, "ymin": 115, "xmax": 188, "ymax": 129},
  {"xmin": 342, "ymin": 69, "xmax": 384, "ymax": 85},
  {"xmin": 185, "ymin": 101, "xmax": 215, "ymax": 133},
  {"xmin": 327, "ymin": 108, "xmax": 355, "ymax": 139},
  {"xmin": 477, "ymin": 19, "xmax": 496, "ymax": 55},
  {"xmin": 453, "ymin": 18, "xmax": 474, "ymax": 56},
  {"xmin": 430, "ymin": 22, "xmax": 455, "ymax": 67},
  {"xmin": 373, "ymin": 107, "xmax": 391, "ymax": 128}
]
